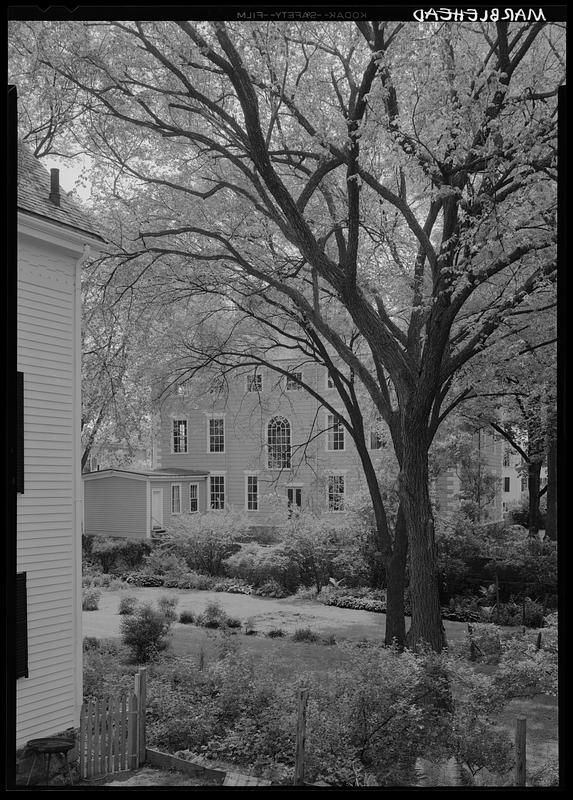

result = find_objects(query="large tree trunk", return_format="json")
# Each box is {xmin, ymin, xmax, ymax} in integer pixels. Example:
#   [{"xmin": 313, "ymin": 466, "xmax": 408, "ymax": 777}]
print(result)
[
  {"xmin": 354, "ymin": 426, "xmax": 407, "ymax": 648},
  {"xmin": 545, "ymin": 411, "xmax": 557, "ymax": 541},
  {"xmin": 384, "ymin": 505, "xmax": 408, "ymax": 648},
  {"xmin": 400, "ymin": 425, "xmax": 445, "ymax": 652},
  {"xmin": 528, "ymin": 460, "xmax": 543, "ymax": 536}
]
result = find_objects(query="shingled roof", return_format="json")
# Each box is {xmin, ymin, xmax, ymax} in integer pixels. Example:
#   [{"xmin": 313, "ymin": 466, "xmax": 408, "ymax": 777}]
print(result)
[{"xmin": 17, "ymin": 140, "xmax": 106, "ymax": 243}]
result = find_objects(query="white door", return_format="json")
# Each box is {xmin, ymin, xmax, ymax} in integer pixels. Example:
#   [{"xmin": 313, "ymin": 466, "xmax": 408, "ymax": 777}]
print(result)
[{"xmin": 151, "ymin": 488, "xmax": 164, "ymax": 528}]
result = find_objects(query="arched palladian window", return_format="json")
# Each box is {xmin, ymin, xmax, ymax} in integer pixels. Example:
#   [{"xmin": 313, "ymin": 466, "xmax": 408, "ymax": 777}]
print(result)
[{"xmin": 267, "ymin": 416, "xmax": 291, "ymax": 470}]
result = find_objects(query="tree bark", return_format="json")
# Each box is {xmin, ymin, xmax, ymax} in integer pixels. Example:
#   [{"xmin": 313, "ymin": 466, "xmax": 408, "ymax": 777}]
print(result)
[
  {"xmin": 544, "ymin": 416, "xmax": 557, "ymax": 541},
  {"xmin": 384, "ymin": 505, "xmax": 407, "ymax": 648},
  {"xmin": 400, "ymin": 424, "xmax": 446, "ymax": 652},
  {"xmin": 528, "ymin": 459, "xmax": 543, "ymax": 536}
]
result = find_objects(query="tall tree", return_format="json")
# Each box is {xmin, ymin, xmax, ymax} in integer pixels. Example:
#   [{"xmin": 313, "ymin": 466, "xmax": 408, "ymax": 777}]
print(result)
[{"xmin": 11, "ymin": 19, "xmax": 562, "ymax": 650}]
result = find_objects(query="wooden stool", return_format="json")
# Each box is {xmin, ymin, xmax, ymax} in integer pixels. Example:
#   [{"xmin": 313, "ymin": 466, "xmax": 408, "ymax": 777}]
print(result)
[{"xmin": 25, "ymin": 737, "xmax": 74, "ymax": 786}]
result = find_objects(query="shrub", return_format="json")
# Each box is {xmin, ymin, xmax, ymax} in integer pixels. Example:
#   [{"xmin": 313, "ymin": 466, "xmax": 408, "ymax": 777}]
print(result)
[
  {"xmin": 82, "ymin": 588, "xmax": 101, "ymax": 611},
  {"xmin": 164, "ymin": 510, "xmax": 248, "ymax": 576},
  {"xmin": 163, "ymin": 571, "xmax": 216, "ymax": 590},
  {"xmin": 120, "ymin": 603, "xmax": 173, "ymax": 663},
  {"xmin": 212, "ymin": 577, "xmax": 252, "ymax": 594},
  {"xmin": 292, "ymin": 627, "xmax": 319, "ymax": 643},
  {"xmin": 223, "ymin": 542, "xmax": 300, "ymax": 593},
  {"xmin": 225, "ymin": 617, "xmax": 242, "ymax": 629},
  {"xmin": 157, "ymin": 595, "xmax": 180, "ymax": 623},
  {"xmin": 124, "ymin": 572, "xmax": 165, "ymax": 587},
  {"xmin": 265, "ymin": 628, "xmax": 286, "ymax": 638},
  {"xmin": 464, "ymin": 623, "xmax": 503, "ymax": 664},
  {"xmin": 142, "ymin": 550, "xmax": 189, "ymax": 578},
  {"xmin": 179, "ymin": 610, "xmax": 195, "ymax": 625},
  {"xmin": 83, "ymin": 636, "xmax": 100, "ymax": 651},
  {"xmin": 197, "ymin": 601, "xmax": 228, "ymax": 629},
  {"xmin": 321, "ymin": 634, "xmax": 337, "ymax": 646},
  {"xmin": 253, "ymin": 579, "xmax": 289, "ymax": 598},
  {"xmin": 83, "ymin": 640, "xmax": 137, "ymax": 700},
  {"xmin": 118, "ymin": 595, "xmax": 139, "ymax": 615}
]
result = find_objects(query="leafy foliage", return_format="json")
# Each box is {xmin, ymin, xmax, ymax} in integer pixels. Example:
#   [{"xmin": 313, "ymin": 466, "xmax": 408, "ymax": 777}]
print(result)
[
  {"xmin": 82, "ymin": 588, "xmax": 101, "ymax": 611},
  {"xmin": 163, "ymin": 511, "xmax": 247, "ymax": 576},
  {"xmin": 120, "ymin": 602, "xmax": 174, "ymax": 663}
]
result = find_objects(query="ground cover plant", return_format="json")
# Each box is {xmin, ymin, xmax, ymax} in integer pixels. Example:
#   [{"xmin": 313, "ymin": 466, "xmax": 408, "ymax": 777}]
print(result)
[{"xmin": 82, "ymin": 619, "xmax": 557, "ymax": 787}]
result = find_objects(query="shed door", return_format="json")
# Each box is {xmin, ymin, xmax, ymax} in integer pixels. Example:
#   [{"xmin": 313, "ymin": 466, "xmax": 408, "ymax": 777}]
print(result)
[{"xmin": 151, "ymin": 488, "xmax": 164, "ymax": 528}]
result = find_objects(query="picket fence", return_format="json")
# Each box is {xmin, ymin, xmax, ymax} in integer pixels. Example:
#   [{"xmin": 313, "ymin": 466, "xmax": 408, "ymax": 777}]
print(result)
[{"xmin": 79, "ymin": 668, "xmax": 147, "ymax": 780}]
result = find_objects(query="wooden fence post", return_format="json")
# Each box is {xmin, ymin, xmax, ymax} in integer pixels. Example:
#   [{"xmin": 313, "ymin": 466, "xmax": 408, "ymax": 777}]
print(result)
[
  {"xmin": 134, "ymin": 667, "xmax": 147, "ymax": 766},
  {"xmin": 294, "ymin": 688, "xmax": 309, "ymax": 786},
  {"xmin": 515, "ymin": 717, "xmax": 526, "ymax": 786}
]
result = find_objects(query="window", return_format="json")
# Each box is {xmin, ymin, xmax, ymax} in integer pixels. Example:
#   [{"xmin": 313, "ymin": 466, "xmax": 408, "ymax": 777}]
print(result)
[
  {"xmin": 370, "ymin": 426, "xmax": 384, "ymax": 450},
  {"xmin": 171, "ymin": 483, "xmax": 182, "ymax": 514},
  {"xmin": 503, "ymin": 477, "xmax": 510, "ymax": 493},
  {"xmin": 503, "ymin": 448, "xmax": 511, "ymax": 467},
  {"xmin": 247, "ymin": 373, "xmax": 263, "ymax": 392},
  {"xmin": 16, "ymin": 372, "xmax": 24, "ymax": 493},
  {"xmin": 326, "ymin": 372, "xmax": 335, "ymax": 389},
  {"xmin": 521, "ymin": 475, "xmax": 528, "ymax": 492},
  {"xmin": 286, "ymin": 371, "xmax": 303, "ymax": 390},
  {"xmin": 287, "ymin": 487, "xmax": 302, "ymax": 517},
  {"xmin": 172, "ymin": 419, "xmax": 188, "ymax": 453},
  {"xmin": 326, "ymin": 414, "xmax": 345, "ymax": 451},
  {"xmin": 189, "ymin": 483, "xmax": 198, "ymax": 513},
  {"xmin": 267, "ymin": 416, "xmax": 291, "ymax": 469},
  {"xmin": 210, "ymin": 475, "xmax": 225, "ymax": 509},
  {"xmin": 327, "ymin": 475, "xmax": 345, "ymax": 511},
  {"xmin": 16, "ymin": 572, "xmax": 28, "ymax": 679},
  {"xmin": 246, "ymin": 475, "xmax": 258, "ymax": 511},
  {"xmin": 209, "ymin": 417, "xmax": 225, "ymax": 452}
]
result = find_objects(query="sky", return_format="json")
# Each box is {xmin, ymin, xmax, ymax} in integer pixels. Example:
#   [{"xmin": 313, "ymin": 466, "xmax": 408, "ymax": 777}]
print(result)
[{"xmin": 43, "ymin": 154, "xmax": 93, "ymax": 202}]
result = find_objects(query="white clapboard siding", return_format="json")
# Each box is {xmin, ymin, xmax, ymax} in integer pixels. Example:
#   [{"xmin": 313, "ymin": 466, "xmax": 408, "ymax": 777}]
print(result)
[
  {"xmin": 83, "ymin": 475, "xmax": 149, "ymax": 539},
  {"xmin": 16, "ymin": 238, "xmax": 82, "ymax": 748}
]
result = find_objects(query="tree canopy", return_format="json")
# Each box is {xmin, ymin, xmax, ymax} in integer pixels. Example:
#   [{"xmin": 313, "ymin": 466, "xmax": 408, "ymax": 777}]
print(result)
[{"xmin": 9, "ymin": 18, "xmax": 563, "ymax": 649}]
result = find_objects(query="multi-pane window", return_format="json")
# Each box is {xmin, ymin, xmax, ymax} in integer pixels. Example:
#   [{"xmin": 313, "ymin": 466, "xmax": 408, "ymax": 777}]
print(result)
[
  {"xmin": 246, "ymin": 475, "xmax": 258, "ymax": 511},
  {"xmin": 171, "ymin": 483, "xmax": 181, "ymax": 514},
  {"xmin": 286, "ymin": 371, "xmax": 303, "ymax": 390},
  {"xmin": 521, "ymin": 475, "xmax": 528, "ymax": 492},
  {"xmin": 267, "ymin": 416, "xmax": 291, "ymax": 469},
  {"xmin": 503, "ymin": 477, "xmax": 511, "ymax": 493},
  {"xmin": 209, "ymin": 417, "xmax": 225, "ymax": 452},
  {"xmin": 326, "ymin": 373, "xmax": 335, "ymax": 389},
  {"xmin": 189, "ymin": 483, "xmax": 198, "ymax": 513},
  {"xmin": 287, "ymin": 487, "xmax": 302, "ymax": 517},
  {"xmin": 172, "ymin": 419, "xmax": 188, "ymax": 453},
  {"xmin": 503, "ymin": 448, "xmax": 511, "ymax": 467},
  {"xmin": 247, "ymin": 373, "xmax": 263, "ymax": 392},
  {"xmin": 327, "ymin": 475, "xmax": 345, "ymax": 511},
  {"xmin": 210, "ymin": 475, "xmax": 225, "ymax": 509},
  {"xmin": 326, "ymin": 414, "xmax": 345, "ymax": 451}
]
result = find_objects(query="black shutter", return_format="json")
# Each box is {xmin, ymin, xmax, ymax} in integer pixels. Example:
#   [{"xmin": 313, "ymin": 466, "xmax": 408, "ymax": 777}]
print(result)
[
  {"xmin": 16, "ymin": 572, "xmax": 29, "ymax": 679},
  {"xmin": 16, "ymin": 371, "xmax": 24, "ymax": 493}
]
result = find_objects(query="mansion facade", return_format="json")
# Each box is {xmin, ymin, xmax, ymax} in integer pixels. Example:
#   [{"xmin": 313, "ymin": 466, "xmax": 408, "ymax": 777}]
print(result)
[{"xmin": 152, "ymin": 360, "xmax": 387, "ymax": 522}]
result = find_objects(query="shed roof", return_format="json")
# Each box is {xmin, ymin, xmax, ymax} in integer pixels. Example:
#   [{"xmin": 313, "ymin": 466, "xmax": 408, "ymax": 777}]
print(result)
[
  {"xmin": 17, "ymin": 140, "xmax": 106, "ymax": 243},
  {"xmin": 83, "ymin": 468, "xmax": 209, "ymax": 479}
]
